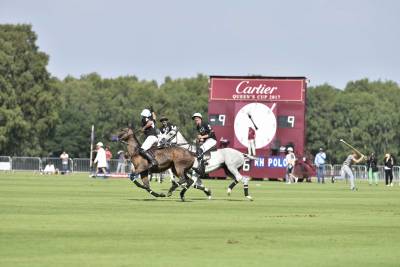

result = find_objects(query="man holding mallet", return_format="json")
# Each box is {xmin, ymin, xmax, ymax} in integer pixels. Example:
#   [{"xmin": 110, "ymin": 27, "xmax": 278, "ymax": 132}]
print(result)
[
  {"xmin": 339, "ymin": 139, "xmax": 366, "ymax": 190},
  {"xmin": 340, "ymin": 150, "xmax": 365, "ymax": 191}
]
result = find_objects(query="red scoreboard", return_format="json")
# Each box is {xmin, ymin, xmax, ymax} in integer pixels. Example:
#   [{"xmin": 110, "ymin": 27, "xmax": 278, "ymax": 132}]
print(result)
[{"xmin": 207, "ymin": 76, "xmax": 307, "ymax": 179}]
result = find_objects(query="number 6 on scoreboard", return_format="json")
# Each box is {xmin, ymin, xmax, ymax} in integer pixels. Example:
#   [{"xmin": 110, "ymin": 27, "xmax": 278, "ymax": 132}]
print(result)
[{"xmin": 243, "ymin": 158, "xmax": 250, "ymax": 172}]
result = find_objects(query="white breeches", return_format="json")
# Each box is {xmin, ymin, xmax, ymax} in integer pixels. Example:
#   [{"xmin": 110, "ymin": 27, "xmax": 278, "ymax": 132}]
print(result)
[
  {"xmin": 341, "ymin": 165, "xmax": 355, "ymax": 188},
  {"xmin": 141, "ymin": 135, "xmax": 158, "ymax": 150},
  {"xmin": 200, "ymin": 138, "xmax": 217, "ymax": 152}
]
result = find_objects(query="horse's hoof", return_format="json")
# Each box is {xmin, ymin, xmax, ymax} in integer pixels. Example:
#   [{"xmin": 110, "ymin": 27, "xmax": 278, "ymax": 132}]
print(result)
[
  {"xmin": 206, "ymin": 189, "xmax": 212, "ymax": 196},
  {"xmin": 208, "ymin": 195, "xmax": 212, "ymax": 200},
  {"xmin": 180, "ymin": 197, "xmax": 185, "ymax": 202},
  {"xmin": 167, "ymin": 191, "xmax": 172, "ymax": 197},
  {"xmin": 227, "ymin": 188, "xmax": 232, "ymax": 196},
  {"xmin": 246, "ymin": 196, "xmax": 254, "ymax": 201},
  {"xmin": 159, "ymin": 193, "xmax": 166, "ymax": 198}
]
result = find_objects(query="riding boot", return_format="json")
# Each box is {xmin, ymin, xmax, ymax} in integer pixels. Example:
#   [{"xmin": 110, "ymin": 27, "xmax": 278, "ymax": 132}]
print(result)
[
  {"xmin": 139, "ymin": 148, "xmax": 158, "ymax": 168},
  {"xmin": 196, "ymin": 148, "xmax": 204, "ymax": 160},
  {"xmin": 194, "ymin": 157, "xmax": 205, "ymax": 176}
]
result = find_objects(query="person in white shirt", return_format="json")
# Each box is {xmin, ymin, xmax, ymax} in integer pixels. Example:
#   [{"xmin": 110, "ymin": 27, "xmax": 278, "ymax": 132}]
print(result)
[
  {"xmin": 60, "ymin": 151, "xmax": 69, "ymax": 173},
  {"xmin": 43, "ymin": 162, "xmax": 56, "ymax": 175},
  {"xmin": 94, "ymin": 142, "xmax": 107, "ymax": 175},
  {"xmin": 285, "ymin": 147, "xmax": 298, "ymax": 184}
]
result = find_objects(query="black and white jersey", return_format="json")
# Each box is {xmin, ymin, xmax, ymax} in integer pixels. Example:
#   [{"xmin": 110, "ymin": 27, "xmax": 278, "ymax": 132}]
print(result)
[
  {"xmin": 141, "ymin": 117, "xmax": 157, "ymax": 137},
  {"xmin": 160, "ymin": 122, "xmax": 176, "ymax": 135},
  {"xmin": 196, "ymin": 122, "xmax": 216, "ymax": 140}
]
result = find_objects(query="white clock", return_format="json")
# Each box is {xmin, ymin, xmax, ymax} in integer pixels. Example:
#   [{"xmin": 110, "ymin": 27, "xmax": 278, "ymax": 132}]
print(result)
[{"xmin": 234, "ymin": 103, "xmax": 277, "ymax": 149}]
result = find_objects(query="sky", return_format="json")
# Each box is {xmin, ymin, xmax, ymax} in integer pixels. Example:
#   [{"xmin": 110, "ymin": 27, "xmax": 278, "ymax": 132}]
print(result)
[{"xmin": 1, "ymin": 0, "xmax": 399, "ymax": 88}]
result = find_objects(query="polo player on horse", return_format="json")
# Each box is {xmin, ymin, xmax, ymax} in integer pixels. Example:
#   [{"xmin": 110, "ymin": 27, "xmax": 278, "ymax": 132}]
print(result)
[
  {"xmin": 139, "ymin": 108, "xmax": 158, "ymax": 168},
  {"xmin": 158, "ymin": 116, "xmax": 178, "ymax": 146},
  {"xmin": 192, "ymin": 112, "xmax": 217, "ymax": 175}
]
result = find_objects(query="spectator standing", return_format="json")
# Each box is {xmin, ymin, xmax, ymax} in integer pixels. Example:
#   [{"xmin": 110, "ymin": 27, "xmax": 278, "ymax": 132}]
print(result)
[
  {"xmin": 366, "ymin": 152, "xmax": 379, "ymax": 186},
  {"xmin": 105, "ymin": 146, "xmax": 112, "ymax": 173},
  {"xmin": 285, "ymin": 147, "xmax": 298, "ymax": 184},
  {"xmin": 116, "ymin": 150, "xmax": 126, "ymax": 174},
  {"xmin": 60, "ymin": 151, "xmax": 69, "ymax": 174},
  {"xmin": 384, "ymin": 153, "xmax": 394, "ymax": 187},
  {"xmin": 314, "ymin": 148, "xmax": 326, "ymax": 183},
  {"xmin": 94, "ymin": 142, "xmax": 107, "ymax": 175}
]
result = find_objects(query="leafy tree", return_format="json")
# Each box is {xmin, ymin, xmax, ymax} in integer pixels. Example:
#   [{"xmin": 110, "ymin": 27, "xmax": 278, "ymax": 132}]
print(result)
[
  {"xmin": 0, "ymin": 24, "xmax": 60, "ymax": 156},
  {"xmin": 306, "ymin": 79, "xmax": 400, "ymax": 163}
]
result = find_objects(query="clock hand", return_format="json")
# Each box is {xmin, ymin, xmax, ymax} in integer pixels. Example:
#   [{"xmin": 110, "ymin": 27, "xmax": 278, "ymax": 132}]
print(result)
[{"xmin": 247, "ymin": 113, "xmax": 259, "ymax": 130}]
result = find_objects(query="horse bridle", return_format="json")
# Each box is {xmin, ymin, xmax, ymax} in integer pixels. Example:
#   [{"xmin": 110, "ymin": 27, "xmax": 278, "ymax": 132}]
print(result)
[{"xmin": 115, "ymin": 129, "xmax": 142, "ymax": 142}]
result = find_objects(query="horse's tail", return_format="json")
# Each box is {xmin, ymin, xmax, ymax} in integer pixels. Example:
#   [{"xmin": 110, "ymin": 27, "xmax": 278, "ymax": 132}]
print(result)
[{"xmin": 243, "ymin": 153, "xmax": 258, "ymax": 160}]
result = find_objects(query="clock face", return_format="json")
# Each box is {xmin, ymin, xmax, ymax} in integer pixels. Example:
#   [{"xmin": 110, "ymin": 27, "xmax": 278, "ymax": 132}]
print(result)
[{"xmin": 234, "ymin": 103, "xmax": 277, "ymax": 149}]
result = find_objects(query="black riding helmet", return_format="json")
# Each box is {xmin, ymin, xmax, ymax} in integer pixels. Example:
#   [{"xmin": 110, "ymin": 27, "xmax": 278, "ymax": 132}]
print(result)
[{"xmin": 159, "ymin": 116, "xmax": 168, "ymax": 122}]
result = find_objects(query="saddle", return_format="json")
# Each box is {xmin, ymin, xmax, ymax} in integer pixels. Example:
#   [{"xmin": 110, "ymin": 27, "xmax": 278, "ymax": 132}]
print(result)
[{"xmin": 147, "ymin": 146, "xmax": 157, "ymax": 157}]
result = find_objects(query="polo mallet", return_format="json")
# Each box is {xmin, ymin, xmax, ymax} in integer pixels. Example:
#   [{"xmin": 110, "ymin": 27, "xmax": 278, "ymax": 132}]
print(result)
[
  {"xmin": 339, "ymin": 139, "xmax": 365, "ymax": 158},
  {"xmin": 247, "ymin": 113, "xmax": 259, "ymax": 130}
]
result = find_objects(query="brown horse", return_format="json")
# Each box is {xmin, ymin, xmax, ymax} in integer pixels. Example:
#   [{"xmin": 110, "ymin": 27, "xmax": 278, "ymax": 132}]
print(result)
[{"xmin": 117, "ymin": 127, "xmax": 197, "ymax": 200}]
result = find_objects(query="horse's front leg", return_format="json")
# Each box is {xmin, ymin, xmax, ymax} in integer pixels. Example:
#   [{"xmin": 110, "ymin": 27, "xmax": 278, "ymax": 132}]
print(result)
[
  {"xmin": 130, "ymin": 172, "xmax": 147, "ymax": 189},
  {"xmin": 167, "ymin": 179, "xmax": 179, "ymax": 197},
  {"xmin": 129, "ymin": 171, "xmax": 165, "ymax": 198},
  {"xmin": 179, "ymin": 173, "xmax": 194, "ymax": 202},
  {"xmin": 141, "ymin": 173, "xmax": 166, "ymax": 198},
  {"xmin": 191, "ymin": 172, "xmax": 212, "ymax": 199}
]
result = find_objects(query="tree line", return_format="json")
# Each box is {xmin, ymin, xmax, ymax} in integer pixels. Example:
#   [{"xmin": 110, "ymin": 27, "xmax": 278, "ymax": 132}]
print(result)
[{"xmin": 1, "ymin": 24, "xmax": 399, "ymax": 164}]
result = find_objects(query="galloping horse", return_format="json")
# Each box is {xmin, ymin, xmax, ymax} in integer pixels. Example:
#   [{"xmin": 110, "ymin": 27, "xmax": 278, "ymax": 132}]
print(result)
[
  {"xmin": 168, "ymin": 131, "xmax": 255, "ymax": 200},
  {"xmin": 117, "ymin": 128, "xmax": 197, "ymax": 199}
]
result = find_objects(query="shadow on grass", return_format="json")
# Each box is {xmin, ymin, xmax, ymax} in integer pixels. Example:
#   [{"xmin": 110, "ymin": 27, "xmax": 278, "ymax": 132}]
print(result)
[
  {"xmin": 127, "ymin": 198, "xmax": 159, "ymax": 201},
  {"xmin": 127, "ymin": 197, "xmax": 248, "ymax": 202}
]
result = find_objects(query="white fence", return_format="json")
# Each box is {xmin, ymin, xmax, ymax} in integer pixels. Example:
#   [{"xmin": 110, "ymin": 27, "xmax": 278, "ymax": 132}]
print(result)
[
  {"xmin": 328, "ymin": 164, "xmax": 400, "ymax": 183},
  {"xmin": 0, "ymin": 156, "xmax": 399, "ymax": 184},
  {"xmin": 42, "ymin": 157, "xmax": 74, "ymax": 172},
  {"xmin": 12, "ymin": 157, "xmax": 42, "ymax": 171},
  {"xmin": 72, "ymin": 158, "xmax": 132, "ymax": 173},
  {"xmin": 0, "ymin": 156, "xmax": 134, "ymax": 174}
]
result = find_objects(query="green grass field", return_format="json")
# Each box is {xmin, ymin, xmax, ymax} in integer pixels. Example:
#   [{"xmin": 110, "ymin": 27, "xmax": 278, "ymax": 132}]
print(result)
[{"xmin": 0, "ymin": 172, "xmax": 399, "ymax": 267}]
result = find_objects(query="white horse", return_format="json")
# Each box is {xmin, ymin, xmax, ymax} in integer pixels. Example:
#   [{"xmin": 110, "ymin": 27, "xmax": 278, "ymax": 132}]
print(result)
[{"xmin": 169, "ymin": 131, "xmax": 255, "ymax": 200}]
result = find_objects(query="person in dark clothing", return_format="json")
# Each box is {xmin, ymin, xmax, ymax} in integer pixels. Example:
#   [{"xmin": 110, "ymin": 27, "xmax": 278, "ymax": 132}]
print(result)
[
  {"xmin": 158, "ymin": 116, "xmax": 177, "ymax": 145},
  {"xmin": 192, "ymin": 112, "xmax": 217, "ymax": 175},
  {"xmin": 384, "ymin": 153, "xmax": 394, "ymax": 186},
  {"xmin": 367, "ymin": 152, "xmax": 379, "ymax": 186}
]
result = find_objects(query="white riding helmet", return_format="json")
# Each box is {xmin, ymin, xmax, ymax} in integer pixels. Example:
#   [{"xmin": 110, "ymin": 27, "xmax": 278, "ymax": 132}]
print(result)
[
  {"xmin": 96, "ymin": 142, "xmax": 104, "ymax": 147},
  {"xmin": 192, "ymin": 112, "xmax": 202, "ymax": 120},
  {"xmin": 287, "ymin": 147, "xmax": 293, "ymax": 152},
  {"xmin": 141, "ymin": 109, "xmax": 151, "ymax": 117}
]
